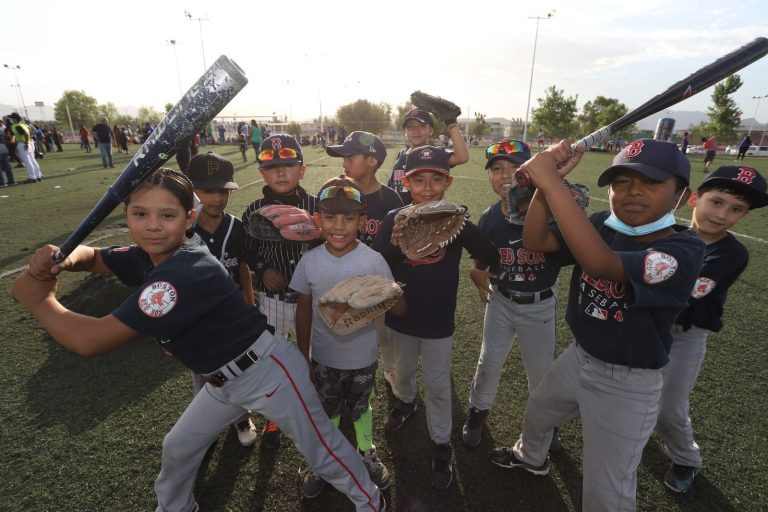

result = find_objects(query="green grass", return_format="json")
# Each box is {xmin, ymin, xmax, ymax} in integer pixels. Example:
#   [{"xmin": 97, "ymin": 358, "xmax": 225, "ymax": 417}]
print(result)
[{"xmin": 0, "ymin": 143, "xmax": 767, "ymax": 511}]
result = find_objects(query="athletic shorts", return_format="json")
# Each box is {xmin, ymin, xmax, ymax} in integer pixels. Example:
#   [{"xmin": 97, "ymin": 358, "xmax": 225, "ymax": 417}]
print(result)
[
  {"xmin": 312, "ymin": 360, "xmax": 377, "ymax": 421},
  {"xmin": 704, "ymin": 150, "xmax": 716, "ymax": 163}
]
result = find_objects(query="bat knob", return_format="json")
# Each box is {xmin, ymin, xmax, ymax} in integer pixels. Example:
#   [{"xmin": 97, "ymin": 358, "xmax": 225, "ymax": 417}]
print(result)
[
  {"xmin": 514, "ymin": 169, "xmax": 532, "ymax": 188},
  {"xmin": 52, "ymin": 250, "xmax": 65, "ymax": 263}
]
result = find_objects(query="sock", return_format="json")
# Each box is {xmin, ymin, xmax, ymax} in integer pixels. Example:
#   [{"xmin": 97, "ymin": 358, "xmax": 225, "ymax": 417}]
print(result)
[{"xmin": 354, "ymin": 404, "xmax": 373, "ymax": 452}]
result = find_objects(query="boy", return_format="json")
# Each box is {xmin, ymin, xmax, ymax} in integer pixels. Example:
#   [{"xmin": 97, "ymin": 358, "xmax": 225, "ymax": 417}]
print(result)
[
  {"xmin": 291, "ymin": 175, "xmax": 405, "ymax": 499},
  {"xmin": 325, "ymin": 131, "xmax": 404, "ymax": 390},
  {"xmin": 8, "ymin": 112, "xmax": 43, "ymax": 183},
  {"xmin": 702, "ymin": 135, "xmax": 717, "ymax": 173},
  {"xmin": 184, "ymin": 152, "xmax": 259, "ymax": 446},
  {"xmin": 241, "ymin": 134, "xmax": 318, "ymax": 449},
  {"xmin": 657, "ymin": 165, "xmax": 768, "ymax": 493},
  {"xmin": 490, "ymin": 139, "xmax": 705, "ymax": 511},
  {"xmin": 462, "ymin": 139, "xmax": 567, "ymax": 452},
  {"xmin": 372, "ymin": 146, "xmax": 497, "ymax": 489}
]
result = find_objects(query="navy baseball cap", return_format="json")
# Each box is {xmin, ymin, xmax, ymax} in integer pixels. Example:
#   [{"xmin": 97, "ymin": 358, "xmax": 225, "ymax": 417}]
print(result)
[
  {"xmin": 404, "ymin": 146, "xmax": 451, "ymax": 177},
  {"xmin": 598, "ymin": 139, "xmax": 690, "ymax": 187},
  {"xmin": 186, "ymin": 152, "xmax": 238, "ymax": 189},
  {"xmin": 317, "ymin": 175, "xmax": 365, "ymax": 214},
  {"xmin": 326, "ymin": 131, "xmax": 387, "ymax": 166},
  {"xmin": 485, "ymin": 138, "xmax": 531, "ymax": 169},
  {"xmin": 258, "ymin": 134, "xmax": 303, "ymax": 168},
  {"xmin": 699, "ymin": 165, "xmax": 768, "ymax": 209},
  {"xmin": 402, "ymin": 107, "xmax": 434, "ymax": 128}
]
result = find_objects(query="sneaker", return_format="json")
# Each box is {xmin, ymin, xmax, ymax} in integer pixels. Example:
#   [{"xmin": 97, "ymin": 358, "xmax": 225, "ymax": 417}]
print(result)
[
  {"xmin": 431, "ymin": 443, "xmax": 453, "ymax": 489},
  {"xmin": 462, "ymin": 407, "xmax": 489, "ymax": 448},
  {"xmin": 234, "ymin": 418, "xmax": 258, "ymax": 447},
  {"xmin": 664, "ymin": 463, "xmax": 699, "ymax": 493},
  {"xmin": 300, "ymin": 468, "xmax": 325, "ymax": 498},
  {"xmin": 549, "ymin": 427, "xmax": 562, "ymax": 453},
  {"xmin": 360, "ymin": 446, "xmax": 390, "ymax": 490},
  {"xmin": 385, "ymin": 400, "xmax": 416, "ymax": 431},
  {"xmin": 261, "ymin": 420, "xmax": 281, "ymax": 450},
  {"xmin": 489, "ymin": 446, "xmax": 549, "ymax": 475},
  {"xmin": 23, "ymin": 178, "xmax": 38, "ymax": 184}
]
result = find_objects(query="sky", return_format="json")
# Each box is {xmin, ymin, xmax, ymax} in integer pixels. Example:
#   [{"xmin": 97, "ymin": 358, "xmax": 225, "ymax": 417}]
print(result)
[{"xmin": 2, "ymin": 0, "xmax": 767, "ymax": 128}]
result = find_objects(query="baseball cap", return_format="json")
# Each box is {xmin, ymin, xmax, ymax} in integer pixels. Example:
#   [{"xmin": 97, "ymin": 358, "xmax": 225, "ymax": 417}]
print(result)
[
  {"xmin": 485, "ymin": 138, "xmax": 531, "ymax": 169},
  {"xmin": 402, "ymin": 107, "xmax": 434, "ymax": 128},
  {"xmin": 699, "ymin": 165, "xmax": 768, "ymax": 209},
  {"xmin": 185, "ymin": 152, "xmax": 238, "ymax": 190},
  {"xmin": 404, "ymin": 146, "xmax": 451, "ymax": 177},
  {"xmin": 598, "ymin": 139, "xmax": 690, "ymax": 187},
  {"xmin": 317, "ymin": 175, "xmax": 365, "ymax": 214},
  {"xmin": 257, "ymin": 134, "xmax": 303, "ymax": 168},
  {"xmin": 326, "ymin": 131, "xmax": 387, "ymax": 166}
]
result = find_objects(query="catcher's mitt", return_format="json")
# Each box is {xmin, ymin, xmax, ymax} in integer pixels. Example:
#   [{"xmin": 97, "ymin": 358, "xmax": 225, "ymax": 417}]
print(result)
[
  {"xmin": 410, "ymin": 90, "xmax": 462, "ymax": 126},
  {"xmin": 395, "ymin": 200, "xmax": 467, "ymax": 259},
  {"xmin": 246, "ymin": 205, "xmax": 322, "ymax": 242},
  {"xmin": 317, "ymin": 275, "xmax": 403, "ymax": 335}
]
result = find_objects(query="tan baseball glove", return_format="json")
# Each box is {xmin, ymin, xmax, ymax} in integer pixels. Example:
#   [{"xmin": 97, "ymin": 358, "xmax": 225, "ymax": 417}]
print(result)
[
  {"xmin": 394, "ymin": 200, "xmax": 467, "ymax": 259},
  {"xmin": 317, "ymin": 275, "xmax": 403, "ymax": 335}
]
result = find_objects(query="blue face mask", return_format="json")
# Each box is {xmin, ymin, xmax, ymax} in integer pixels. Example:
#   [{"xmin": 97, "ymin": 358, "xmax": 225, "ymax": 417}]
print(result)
[{"xmin": 604, "ymin": 211, "xmax": 676, "ymax": 236}]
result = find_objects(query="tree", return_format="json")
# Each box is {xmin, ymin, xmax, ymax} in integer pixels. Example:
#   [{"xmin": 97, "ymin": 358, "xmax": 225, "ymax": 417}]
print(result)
[
  {"xmin": 54, "ymin": 90, "xmax": 99, "ymax": 130},
  {"xmin": 164, "ymin": 103, "xmax": 174, "ymax": 113},
  {"xmin": 578, "ymin": 96, "xmax": 634, "ymax": 141},
  {"xmin": 336, "ymin": 100, "xmax": 391, "ymax": 134},
  {"xmin": 286, "ymin": 122, "xmax": 302, "ymax": 138},
  {"xmin": 469, "ymin": 112, "xmax": 490, "ymax": 138},
  {"xmin": 137, "ymin": 106, "xmax": 162, "ymax": 125},
  {"xmin": 531, "ymin": 85, "xmax": 578, "ymax": 140},
  {"xmin": 705, "ymin": 74, "xmax": 743, "ymax": 140}
]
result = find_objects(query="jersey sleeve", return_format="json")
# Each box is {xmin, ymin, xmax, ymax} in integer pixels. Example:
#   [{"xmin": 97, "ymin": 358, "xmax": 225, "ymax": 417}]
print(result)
[
  {"xmin": 459, "ymin": 220, "xmax": 497, "ymax": 269},
  {"xmin": 99, "ymin": 246, "xmax": 146, "ymax": 286},
  {"xmin": 371, "ymin": 211, "xmax": 396, "ymax": 252}
]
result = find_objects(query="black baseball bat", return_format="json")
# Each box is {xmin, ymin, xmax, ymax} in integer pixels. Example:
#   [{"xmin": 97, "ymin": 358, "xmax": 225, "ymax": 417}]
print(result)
[
  {"xmin": 515, "ymin": 36, "xmax": 768, "ymax": 187},
  {"xmin": 54, "ymin": 55, "xmax": 248, "ymax": 261}
]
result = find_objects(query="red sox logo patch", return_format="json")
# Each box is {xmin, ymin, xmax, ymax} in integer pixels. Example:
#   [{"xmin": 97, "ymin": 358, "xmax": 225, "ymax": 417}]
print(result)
[
  {"xmin": 138, "ymin": 281, "xmax": 178, "ymax": 318},
  {"xmin": 735, "ymin": 167, "xmax": 757, "ymax": 185},
  {"xmin": 624, "ymin": 140, "xmax": 644, "ymax": 158},
  {"xmin": 690, "ymin": 277, "xmax": 716, "ymax": 299},
  {"xmin": 271, "ymin": 137, "xmax": 282, "ymax": 149},
  {"xmin": 643, "ymin": 251, "xmax": 678, "ymax": 284}
]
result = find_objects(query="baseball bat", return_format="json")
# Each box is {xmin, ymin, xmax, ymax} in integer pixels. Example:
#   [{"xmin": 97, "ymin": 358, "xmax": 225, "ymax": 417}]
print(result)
[
  {"xmin": 53, "ymin": 55, "xmax": 248, "ymax": 261},
  {"xmin": 515, "ymin": 36, "xmax": 768, "ymax": 187}
]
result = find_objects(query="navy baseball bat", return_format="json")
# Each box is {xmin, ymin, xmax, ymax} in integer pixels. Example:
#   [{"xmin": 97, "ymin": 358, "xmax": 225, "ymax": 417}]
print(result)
[
  {"xmin": 54, "ymin": 55, "xmax": 248, "ymax": 261},
  {"xmin": 515, "ymin": 36, "xmax": 768, "ymax": 187}
]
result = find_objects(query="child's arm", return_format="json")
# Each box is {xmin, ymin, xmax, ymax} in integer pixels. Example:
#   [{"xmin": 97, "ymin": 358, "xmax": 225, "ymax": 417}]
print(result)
[
  {"xmin": 469, "ymin": 258, "xmax": 496, "ymax": 304},
  {"xmin": 522, "ymin": 190, "xmax": 562, "ymax": 252},
  {"xmin": 389, "ymin": 295, "xmax": 407, "ymax": 317},
  {"xmin": 459, "ymin": 222, "xmax": 497, "ymax": 270},
  {"xmin": 295, "ymin": 292, "xmax": 314, "ymax": 368},
  {"xmin": 27, "ymin": 244, "xmax": 112, "ymax": 281},
  {"xmin": 447, "ymin": 124, "xmax": 469, "ymax": 167},
  {"xmin": 238, "ymin": 262, "xmax": 255, "ymax": 305}
]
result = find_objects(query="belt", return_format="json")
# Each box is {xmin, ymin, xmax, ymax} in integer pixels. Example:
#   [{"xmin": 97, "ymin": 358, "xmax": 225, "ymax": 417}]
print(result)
[
  {"xmin": 206, "ymin": 327, "xmax": 275, "ymax": 387},
  {"xmin": 498, "ymin": 287, "xmax": 554, "ymax": 305},
  {"xmin": 264, "ymin": 291, "xmax": 299, "ymax": 304}
]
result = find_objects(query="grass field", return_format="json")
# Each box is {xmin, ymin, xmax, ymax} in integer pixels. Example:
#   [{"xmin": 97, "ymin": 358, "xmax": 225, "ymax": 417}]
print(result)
[{"xmin": 1, "ymin": 142, "xmax": 766, "ymax": 511}]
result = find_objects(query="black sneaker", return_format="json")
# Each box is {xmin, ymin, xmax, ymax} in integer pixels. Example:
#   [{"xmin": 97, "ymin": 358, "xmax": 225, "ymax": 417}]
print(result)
[
  {"xmin": 431, "ymin": 443, "xmax": 453, "ymax": 489},
  {"xmin": 385, "ymin": 400, "xmax": 416, "ymax": 431},
  {"xmin": 489, "ymin": 446, "xmax": 549, "ymax": 475},
  {"xmin": 462, "ymin": 407, "xmax": 489, "ymax": 448},
  {"xmin": 549, "ymin": 427, "xmax": 563, "ymax": 453},
  {"xmin": 664, "ymin": 463, "xmax": 699, "ymax": 493},
  {"xmin": 261, "ymin": 420, "xmax": 281, "ymax": 450}
]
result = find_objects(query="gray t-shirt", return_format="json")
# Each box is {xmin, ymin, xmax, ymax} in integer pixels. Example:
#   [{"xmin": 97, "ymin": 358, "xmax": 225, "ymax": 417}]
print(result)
[{"xmin": 290, "ymin": 242, "xmax": 393, "ymax": 369}]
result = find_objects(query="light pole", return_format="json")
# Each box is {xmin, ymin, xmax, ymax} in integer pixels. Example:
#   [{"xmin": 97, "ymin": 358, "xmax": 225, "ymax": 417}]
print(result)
[
  {"xmin": 3, "ymin": 64, "xmax": 28, "ymax": 119},
  {"xmin": 748, "ymin": 94, "xmax": 767, "ymax": 137},
  {"xmin": 9, "ymin": 84, "xmax": 22, "ymax": 113},
  {"xmin": 184, "ymin": 11, "xmax": 209, "ymax": 73},
  {"xmin": 522, "ymin": 10, "xmax": 554, "ymax": 144},
  {"xmin": 167, "ymin": 39, "xmax": 183, "ymax": 97}
]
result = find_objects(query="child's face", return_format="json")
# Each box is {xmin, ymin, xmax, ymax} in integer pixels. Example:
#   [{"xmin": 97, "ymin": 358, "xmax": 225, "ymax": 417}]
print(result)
[
  {"xmin": 318, "ymin": 211, "xmax": 365, "ymax": 255},
  {"xmin": 608, "ymin": 169, "xmax": 680, "ymax": 227},
  {"xmin": 342, "ymin": 154, "xmax": 376, "ymax": 181},
  {"xmin": 125, "ymin": 186, "xmax": 194, "ymax": 264},
  {"xmin": 689, "ymin": 189, "xmax": 749, "ymax": 238},
  {"xmin": 487, "ymin": 159, "xmax": 519, "ymax": 200},
  {"xmin": 194, "ymin": 188, "xmax": 230, "ymax": 218},
  {"xmin": 259, "ymin": 164, "xmax": 306, "ymax": 195},
  {"xmin": 403, "ymin": 170, "xmax": 453, "ymax": 204},
  {"xmin": 404, "ymin": 120, "xmax": 433, "ymax": 147}
]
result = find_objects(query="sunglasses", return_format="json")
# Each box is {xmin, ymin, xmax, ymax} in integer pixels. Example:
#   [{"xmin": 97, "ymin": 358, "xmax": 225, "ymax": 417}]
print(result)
[
  {"xmin": 318, "ymin": 185, "xmax": 362, "ymax": 203},
  {"xmin": 258, "ymin": 147, "xmax": 299, "ymax": 161},
  {"xmin": 485, "ymin": 140, "xmax": 530, "ymax": 159}
]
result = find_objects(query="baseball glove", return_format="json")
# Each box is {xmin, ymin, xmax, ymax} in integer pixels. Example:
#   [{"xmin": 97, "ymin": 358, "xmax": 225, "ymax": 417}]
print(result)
[
  {"xmin": 395, "ymin": 200, "xmax": 467, "ymax": 259},
  {"xmin": 317, "ymin": 275, "xmax": 404, "ymax": 335},
  {"xmin": 246, "ymin": 205, "xmax": 322, "ymax": 242},
  {"xmin": 505, "ymin": 180, "xmax": 590, "ymax": 225},
  {"xmin": 410, "ymin": 90, "xmax": 462, "ymax": 126},
  {"xmin": 564, "ymin": 180, "xmax": 590, "ymax": 209}
]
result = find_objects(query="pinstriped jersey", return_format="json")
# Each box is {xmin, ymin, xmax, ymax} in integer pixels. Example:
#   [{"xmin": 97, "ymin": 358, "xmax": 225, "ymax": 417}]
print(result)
[
  {"xmin": 241, "ymin": 185, "xmax": 319, "ymax": 292},
  {"xmin": 193, "ymin": 212, "xmax": 246, "ymax": 286}
]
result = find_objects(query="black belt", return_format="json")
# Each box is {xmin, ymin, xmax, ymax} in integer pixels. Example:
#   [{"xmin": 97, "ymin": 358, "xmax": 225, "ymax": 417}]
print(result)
[
  {"xmin": 498, "ymin": 287, "xmax": 553, "ymax": 305},
  {"xmin": 264, "ymin": 291, "xmax": 299, "ymax": 304},
  {"xmin": 207, "ymin": 326, "xmax": 274, "ymax": 387}
]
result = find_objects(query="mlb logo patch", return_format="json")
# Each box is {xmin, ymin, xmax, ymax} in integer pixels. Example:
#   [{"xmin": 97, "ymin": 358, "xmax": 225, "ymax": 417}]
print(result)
[
  {"xmin": 643, "ymin": 251, "xmax": 678, "ymax": 284},
  {"xmin": 585, "ymin": 303, "xmax": 608, "ymax": 320},
  {"xmin": 690, "ymin": 277, "xmax": 716, "ymax": 299}
]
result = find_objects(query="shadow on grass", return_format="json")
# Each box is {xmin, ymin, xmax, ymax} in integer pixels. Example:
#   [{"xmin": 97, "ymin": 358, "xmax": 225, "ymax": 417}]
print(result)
[{"xmin": 23, "ymin": 274, "xmax": 185, "ymax": 435}]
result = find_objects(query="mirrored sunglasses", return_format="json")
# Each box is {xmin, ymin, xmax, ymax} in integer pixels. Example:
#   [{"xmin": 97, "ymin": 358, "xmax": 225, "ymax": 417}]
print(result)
[
  {"xmin": 486, "ymin": 140, "xmax": 530, "ymax": 159},
  {"xmin": 258, "ymin": 147, "xmax": 299, "ymax": 161},
  {"xmin": 318, "ymin": 185, "xmax": 362, "ymax": 203}
]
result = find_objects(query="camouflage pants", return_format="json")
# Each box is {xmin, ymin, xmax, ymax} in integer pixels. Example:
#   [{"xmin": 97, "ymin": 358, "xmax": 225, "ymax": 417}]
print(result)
[{"xmin": 312, "ymin": 360, "xmax": 377, "ymax": 421}]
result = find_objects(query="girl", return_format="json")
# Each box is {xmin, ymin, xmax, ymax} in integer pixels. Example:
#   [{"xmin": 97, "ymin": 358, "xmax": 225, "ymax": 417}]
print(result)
[{"xmin": 12, "ymin": 168, "xmax": 382, "ymax": 512}]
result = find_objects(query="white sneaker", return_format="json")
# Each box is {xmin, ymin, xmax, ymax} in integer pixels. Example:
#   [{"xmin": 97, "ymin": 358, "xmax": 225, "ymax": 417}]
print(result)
[{"xmin": 235, "ymin": 418, "xmax": 258, "ymax": 447}]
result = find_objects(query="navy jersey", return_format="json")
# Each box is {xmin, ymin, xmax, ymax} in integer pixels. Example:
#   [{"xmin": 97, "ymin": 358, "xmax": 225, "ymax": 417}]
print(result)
[
  {"xmin": 556, "ymin": 211, "xmax": 705, "ymax": 369},
  {"xmin": 193, "ymin": 212, "xmax": 246, "ymax": 286},
  {"xmin": 386, "ymin": 148, "xmax": 411, "ymax": 205},
  {"xmin": 479, "ymin": 201, "xmax": 565, "ymax": 293},
  {"xmin": 358, "ymin": 185, "xmax": 403, "ymax": 246},
  {"xmin": 241, "ymin": 185, "xmax": 319, "ymax": 292},
  {"xmin": 372, "ymin": 206, "xmax": 497, "ymax": 339},
  {"xmin": 100, "ymin": 235, "xmax": 269, "ymax": 374},
  {"xmin": 675, "ymin": 232, "xmax": 748, "ymax": 333}
]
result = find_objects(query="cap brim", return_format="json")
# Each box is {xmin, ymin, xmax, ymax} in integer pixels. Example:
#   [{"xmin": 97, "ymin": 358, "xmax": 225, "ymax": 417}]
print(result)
[
  {"xmin": 485, "ymin": 154, "xmax": 529, "ymax": 169},
  {"xmin": 404, "ymin": 167, "xmax": 450, "ymax": 178},
  {"xmin": 259, "ymin": 158, "xmax": 302, "ymax": 168},
  {"xmin": 402, "ymin": 116, "xmax": 431, "ymax": 128},
  {"xmin": 699, "ymin": 177, "xmax": 768, "ymax": 209},
  {"xmin": 325, "ymin": 145, "xmax": 356, "ymax": 158},
  {"xmin": 598, "ymin": 163, "xmax": 674, "ymax": 187}
]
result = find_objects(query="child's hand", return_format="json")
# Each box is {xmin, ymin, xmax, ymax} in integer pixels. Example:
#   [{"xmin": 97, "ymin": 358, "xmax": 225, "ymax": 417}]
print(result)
[
  {"xmin": 519, "ymin": 141, "xmax": 584, "ymax": 190},
  {"xmin": 262, "ymin": 268, "xmax": 288, "ymax": 292},
  {"xmin": 469, "ymin": 267, "xmax": 496, "ymax": 304},
  {"xmin": 27, "ymin": 244, "xmax": 67, "ymax": 281}
]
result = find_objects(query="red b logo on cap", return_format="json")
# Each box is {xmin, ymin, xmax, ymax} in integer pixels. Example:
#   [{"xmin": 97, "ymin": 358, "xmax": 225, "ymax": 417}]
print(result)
[
  {"xmin": 735, "ymin": 167, "xmax": 756, "ymax": 184},
  {"xmin": 625, "ymin": 140, "xmax": 644, "ymax": 158}
]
